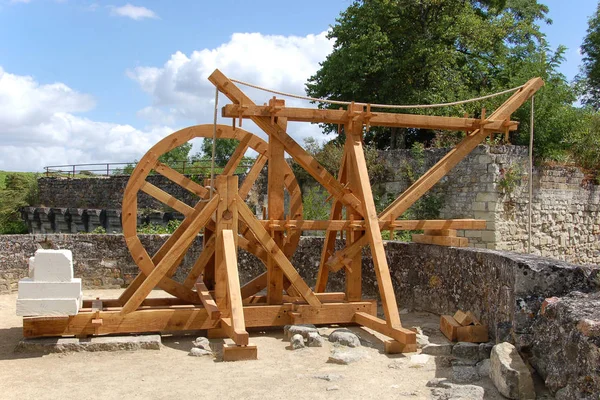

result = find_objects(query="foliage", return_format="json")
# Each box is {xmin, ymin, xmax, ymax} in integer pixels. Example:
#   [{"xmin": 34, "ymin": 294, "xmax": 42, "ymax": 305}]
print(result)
[
  {"xmin": 577, "ymin": 2, "xmax": 600, "ymax": 110},
  {"xmin": 0, "ymin": 173, "xmax": 39, "ymax": 234},
  {"xmin": 137, "ymin": 219, "xmax": 182, "ymax": 234},
  {"xmin": 301, "ymin": 186, "xmax": 332, "ymax": 221},
  {"xmin": 199, "ymin": 138, "xmax": 240, "ymax": 166},
  {"xmin": 567, "ymin": 111, "xmax": 600, "ymax": 178},
  {"xmin": 498, "ymin": 163, "xmax": 523, "ymax": 195},
  {"xmin": 306, "ymin": 0, "xmax": 579, "ymax": 161},
  {"xmin": 90, "ymin": 226, "xmax": 106, "ymax": 234}
]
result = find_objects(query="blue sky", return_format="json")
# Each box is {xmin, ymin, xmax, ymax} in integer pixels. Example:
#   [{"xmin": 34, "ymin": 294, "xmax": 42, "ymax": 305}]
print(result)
[{"xmin": 0, "ymin": 0, "xmax": 597, "ymax": 171}]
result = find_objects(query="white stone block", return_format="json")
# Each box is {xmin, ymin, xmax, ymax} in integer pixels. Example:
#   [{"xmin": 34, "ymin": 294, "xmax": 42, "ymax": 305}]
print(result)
[
  {"xmin": 16, "ymin": 297, "xmax": 82, "ymax": 316},
  {"xmin": 28, "ymin": 256, "xmax": 35, "ymax": 278},
  {"xmin": 18, "ymin": 278, "xmax": 82, "ymax": 299},
  {"xmin": 33, "ymin": 249, "xmax": 73, "ymax": 282}
]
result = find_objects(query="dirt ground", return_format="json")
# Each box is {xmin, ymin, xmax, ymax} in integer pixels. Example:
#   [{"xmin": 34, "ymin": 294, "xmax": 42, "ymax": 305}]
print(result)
[{"xmin": 1, "ymin": 289, "xmax": 530, "ymax": 400}]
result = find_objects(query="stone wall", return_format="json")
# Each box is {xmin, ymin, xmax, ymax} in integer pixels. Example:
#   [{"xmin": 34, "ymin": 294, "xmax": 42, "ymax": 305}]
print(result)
[
  {"xmin": 380, "ymin": 145, "xmax": 600, "ymax": 265},
  {"xmin": 1, "ymin": 234, "xmax": 598, "ymax": 344}
]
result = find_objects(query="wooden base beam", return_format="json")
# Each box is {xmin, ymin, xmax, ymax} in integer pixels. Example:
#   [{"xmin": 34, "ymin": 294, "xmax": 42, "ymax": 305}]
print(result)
[{"xmin": 222, "ymin": 343, "xmax": 258, "ymax": 361}]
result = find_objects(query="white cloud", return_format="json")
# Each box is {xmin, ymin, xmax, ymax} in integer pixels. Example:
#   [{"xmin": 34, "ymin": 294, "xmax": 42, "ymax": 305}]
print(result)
[
  {"xmin": 0, "ymin": 67, "xmax": 172, "ymax": 172},
  {"xmin": 110, "ymin": 3, "xmax": 158, "ymax": 20},
  {"xmin": 127, "ymin": 31, "xmax": 334, "ymax": 143}
]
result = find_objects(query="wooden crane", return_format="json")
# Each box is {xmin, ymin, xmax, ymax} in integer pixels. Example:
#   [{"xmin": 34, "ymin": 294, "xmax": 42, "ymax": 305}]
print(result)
[{"xmin": 22, "ymin": 69, "xmax": 543, "ymax": 361}]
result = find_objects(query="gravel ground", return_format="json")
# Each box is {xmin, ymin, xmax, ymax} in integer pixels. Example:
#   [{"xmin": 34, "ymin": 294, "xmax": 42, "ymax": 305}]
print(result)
[{"xmin": 0, "ymin": 289, "xmax": 510, "ymax": 400}]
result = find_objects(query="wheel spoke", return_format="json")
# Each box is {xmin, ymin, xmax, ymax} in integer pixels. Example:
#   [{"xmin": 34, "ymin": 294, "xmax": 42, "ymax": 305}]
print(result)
[
  {"xmin": 140, "ymin": 181, "xmax": 194, "ymax": 216},
  {"xmin": 155, "ymin": 161, "xmax": 209, "ymax": 198}
]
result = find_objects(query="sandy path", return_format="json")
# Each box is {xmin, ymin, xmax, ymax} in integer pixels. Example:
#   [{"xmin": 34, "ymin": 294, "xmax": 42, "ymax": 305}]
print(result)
[{"xmin": 0, "ymin": 290, "xmax": 506, "ymax": 400}]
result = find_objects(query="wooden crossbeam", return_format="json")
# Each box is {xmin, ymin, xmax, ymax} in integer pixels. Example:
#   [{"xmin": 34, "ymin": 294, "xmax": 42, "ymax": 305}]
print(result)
[
  {"xmin": 120, "ymin": 196, "xmax": 219, "ymax": 315},
  {"xmin": 354, "ymin": 312, "xmax": 416, "ymax": 349},
  {"xmin": 260, "ymin": 219, "xmax": 486, "ymax": 231},
  {"xmin": 222, "ymin": 134, "xmax": 252, "ymax": 175},
  {"xmin": 195, "ymin": 282, "xmax": 221, "ymax": 320},
  {"xmin": 208, "ymin": 69, "xmax": 364, "ymax": 217},
  {"xmin": 237, "ymin": 196, "xmax": 322, "ymax": 308},
  {"xmin": 239, "ymin": 154, "xmax": 267, "ymax": 199},
  {"xmin": 222, "ymin": 104, "xmax": 519, "ymax": 133},
  {"xmin": 140, "ymin": 181, "xmax": 194, "ymax": 216},
  {"xmin": 240, "ymin": 271, "xmax": 268, "ymax": 299},
  {"xmin": 154, "ymin": 161, "xmax": 209, "ymax": 198}
]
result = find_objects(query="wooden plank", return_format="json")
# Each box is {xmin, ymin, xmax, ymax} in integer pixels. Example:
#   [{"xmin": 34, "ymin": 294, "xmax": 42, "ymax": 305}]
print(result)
[
  {"xmin": 222, "ymin": 134, "xmax": 252, "ymax": 175},
  {"xmin": 440, "ymin": 315, "xmax": 461, "ymax": 342},
  {"xmin": 412, "ymin": 234, "xmax": 468, "ymax": 247},
  {"xmin": 222, "ymin": 229, "xmax": 248, "ymax": 344},
  {"xmin": 222, "ymin": 343, "xmax": 258, "ymax": 361},
  {"xmin": 195, "ymin": 282, "xmax": 221, "ymax": 320},
  {"xmin": 23, "ymin": 301, "xmax": 376, "ymax": 338},
  {"xmin": 239, "ymin": 154, "xmax": 267, "ymax": 199},
  {"xmin": 424, "ymin": 229, "xmax": 457, "ymax": 237},
  {"xmin": 345, "ymin": 125, "xmax": 363, "ymax": 302},
  {"xmin": 183, "ymin": 235, "xmax": 216, "ymax": 289},
  {"xmin": 208, "ymin": 69, "xmax": 364, "ymax": 217},
  {"xmin": 354, "ymin": 312, "xmax": 416, "ymax": 346},
  {"xmin": 222, "ymin": 104, "xmax": 519, "ymax": 133},
  {"xmin": 384, "ymin": 339, "xmax": 416, "ymax": 354},
  {"xmin": 346, "ymin": 116, "xmax": 400, "ymax": 327},
  {"xmin": 261, "ymin": 219, "xmax": 486, "ymax": 231},
  {"xmin": 120, "ymin": 196, "xmax": 219, "ymax": 315},
  {"xmin": 243, "ymin": 292, "xmax": 347, "ymax": 305},
  {"xmin": 237, "ymin": 197, "xmax": 321, "ymax": 308},
  {"xmin": 154, "ymin": 161, "xmax": 209, "ymax": 198},
  {"xmin": 140, "ymin": 181, "xmax": 194, "ymax": 216},
  {"xmin": 456, "ymin": 325, "xmax": 489, "ymax": 343},
  {"xmin": 267, "ymin": 102, "xmax": 286, "ymax": 304}
]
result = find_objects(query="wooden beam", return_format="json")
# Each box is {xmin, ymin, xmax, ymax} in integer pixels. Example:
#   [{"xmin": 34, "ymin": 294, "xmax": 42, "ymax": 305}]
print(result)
[
  {"xmin": 412, "ymin": 234, "xmax": 468, "ymax": 247},
  {"xmin": 259, "ymin": 219, "xmax": 486, "ymax": 231},
  {"xmin": 240, "ymin": 272, "xmax": 268, "ymax": 300},
  {"xmin": 222, "ymin": 104, "xmax": 519, "ymax": 133},
  {"xmin": 222, "ymin": 229, "xmax": 248, "ymax": 345},
  {"xmin": 239, "ymin": 154, "xmax": 267, "ymax": 199},
  {"xmin": 208, "ymin": 69, "xmax": 364, "ymax": 217},
  {"xmin": 222, "ymin": 342, "xmax": 257, "ymax": 361},
  {"xmin": 154, "ymin": 161, "xmax": 209, "ymax": 198},
  {"xmin": 354, "ymin": 312, "xmax": 416, "ymax": 348},
  {"xmin": 140, "ymin": 181, "xmax": 194, "ymax": 216},
  {"xmin": 23, "ymin": 301, "xmax": 376, "ymax": 338},
  {"xmin": 120, "ymin": 196, "xmax": 219, "ymax": 315},
  {"xmin": 346, "ymin": 110, "xmax": 401, "ymax": 327},
  {"xmin": 345, "ymin": 133, "xmax": 363, "ymax": 302},
  {"xmin": 222, "ymin": 134, "xmax": 252, "ymax": 175},
  {"xmin": 195, "ymin": 282, "xmax": 221, "ymax": 320},
  {"xmin": 237, "ymin": 196, "xmax": 322, "ymax": 308},
  {"xmin": 183, "ymin": 235, "xmax": 216, "ymax": 288}
]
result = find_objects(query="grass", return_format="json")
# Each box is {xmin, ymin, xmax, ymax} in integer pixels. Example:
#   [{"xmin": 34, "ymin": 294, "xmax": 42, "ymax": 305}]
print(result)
[{"xmin": 0, "ymin": 171, "xmax": 37, "ymax": 190}]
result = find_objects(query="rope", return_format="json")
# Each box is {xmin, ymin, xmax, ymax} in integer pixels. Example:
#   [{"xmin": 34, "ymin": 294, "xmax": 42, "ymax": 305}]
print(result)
[
  {"xmin": 230, "ymin": 78, "xmax": 525, "ymax": 109},
  {"xmin": 210, "ymin": 87, "xmax": 219, "ymax": 199},
  {"xmin": 528, "ymin": 95, "xmax": 535, "ymax": 253}
]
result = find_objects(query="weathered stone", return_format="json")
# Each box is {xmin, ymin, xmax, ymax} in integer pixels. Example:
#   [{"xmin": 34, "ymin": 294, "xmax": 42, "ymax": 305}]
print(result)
[
  {"xmin": 326, "ymin": 385, "xmax": 339, "ymax": 391},
  {"xmin": 421, "ymin": 343, "xmax": 452, "ymax": 356},
  {"xmin": 189, "ymin": 347, "xmax": 212, "ymax": 357},
  {"xmin": 416, "ymin": 333, "xmax": 430, "ymax": 348},
  {"xmin": 328, "ymin": 348, "xmax": 365, "ymax": 365},
  {"xmin": 476, "ymin": 359, "xmax": 490, "ymax": 377},
  {"xmin": 452, "ymin": 342, "xmax": 480, "ymax": 361},
  {"xmin": 452, "ymin": 365, "xmax": 480, "ymax": 383},
  {"xmin": 192, "ymin": 336, "xmax": 210, "ymax": 350},
  {"xmin": 427, "ymin": 378, "xmax": 485, "ymax": 399},
  {"xmin": 478, "ymin": 342, "xmax": 494, "ymax": 360},
  {"xmin": 490, "ymin": 342, "xmax": 535, "ymax": 399},
  {"xmin": 284, "ymin": 324, "xmax": 317, "ymax": 340},
  {"xmin": 530, "ymin": 291, "xmax": 600, "ymax": 398},
  {"xmin": 291, "ymin": 334, "xmax": 305, "ymax": 350},
  {"xmin": 15, "ymin": 335, "xmax": 161, "ymax": 353},
  {"xmin": 409, "ymin": 354, "xmax": 430, "ymax": 366},
  {"xmin": 328, "ymin": 329, "xmax": 361, "ymax": 348},
  {"xmin": 307, "ymin": 331, "xmax": 324, "ymax": 347}
]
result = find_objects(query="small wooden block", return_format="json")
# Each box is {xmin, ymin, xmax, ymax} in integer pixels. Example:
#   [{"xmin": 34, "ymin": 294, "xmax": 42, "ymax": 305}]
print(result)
[
  {"xmin": 440, "ymin": 315, "xmax": 461, "ymax": 342},
  {"xmin": 423, "ymin": 229, "xmax": 457, "ymax": 237},
  {"xmin": 456, "ymin": 325, "xmax": 488, "ymax": 343},
  {"xmin": 91, "ymin": 318, "xmax": 103, "ymax": 326},
  {"xmin": 222, "ymin": 343, "xmax": 258, "ymax": 361},
  {"xmin": 412, "ymin": 234, "xmax": 468, "ymax": 247},
  {"xmin": 384, "ymin": 339, "xmax": 417, "ymax": 354},
  {"xmin": 466, "ymin": 311, "xmax": 481, "ymax": 325},
  {"xmin": 453, "ymin": 310, "xmax": 473, "ymax": 326}
]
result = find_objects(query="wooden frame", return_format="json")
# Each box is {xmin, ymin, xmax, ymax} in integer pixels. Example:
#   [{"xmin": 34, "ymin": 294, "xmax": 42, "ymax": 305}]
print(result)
[{"xmin": 23, "ymin": 69, "xmax": 542, "ymax": 360}]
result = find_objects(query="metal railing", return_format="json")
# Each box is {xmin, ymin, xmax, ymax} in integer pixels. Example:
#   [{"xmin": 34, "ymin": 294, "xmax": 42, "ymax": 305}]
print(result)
[{"xmin": 44, "ymin": 160, "xmax": 255, "ymax": 178}]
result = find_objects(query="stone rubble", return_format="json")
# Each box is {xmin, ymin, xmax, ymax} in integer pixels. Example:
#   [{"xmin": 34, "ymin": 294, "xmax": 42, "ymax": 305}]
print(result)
[
  {"xmin": 188, "ymin": 347, "xmax": 213, "ymax": 357},
  {"xmin": 284, "ymin": 324, "xmax": 318, "ymax": 340},
  {"xmin": 291, "ymin": 334, "xmax": 305, "ymax": 350},
  {"xmin": 328, "ymin": 328, "xmax": 361, "ymax": 348},
  {"xmin": 328, "ymin": 347, "xmax": 366, "ymax": 365},
  {"xmin": 490, "ymin": 342, "xmax": 535, "ymax": 399},
  {"xmin": 307, "ymin": 331, "xmax": 324, "ymax": 347}
]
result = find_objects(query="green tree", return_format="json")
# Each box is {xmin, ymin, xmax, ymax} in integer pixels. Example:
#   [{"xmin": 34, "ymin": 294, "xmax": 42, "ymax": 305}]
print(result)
[
  {"xmin": 577, "ymin": 2, "xmax": 600, "ymax": 110},
  {"xmin": 0, "ymin": 173, "xmax": 38, "ymax": 234},
  {"xmin": 306, "ymin": 0, "xmax": 576, "ymax": 159},
  {"xmin": 199, "ymin": 138, "xmax": 240, "ymax": 166},
  {"xmin": 158, "ymin": 143, "xmax": 193, "ymax": 170}
]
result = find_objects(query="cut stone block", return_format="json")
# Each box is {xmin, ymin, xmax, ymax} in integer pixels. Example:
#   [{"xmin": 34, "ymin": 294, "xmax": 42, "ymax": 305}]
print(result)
[
  {"xmin": 16, "ymin": 297, "xmax": 82, "ymax": 316},
  {"xmin": 18, "ymin": 278, "xmax": 82, "ymax": 299},
  {"xmin": 33, "ymin": 249, "xmax": 74, "ymax": 282},
  {"xmin": 28, "ymin": 256, "xmax": 35, "ymax": 277},
  {"xmin": 490, "ymin": 342, "xmax": 535, "ymax": 399},
  {"xmin": 15, "ymin": 335, "xmax": 161, "ymax": 353}
]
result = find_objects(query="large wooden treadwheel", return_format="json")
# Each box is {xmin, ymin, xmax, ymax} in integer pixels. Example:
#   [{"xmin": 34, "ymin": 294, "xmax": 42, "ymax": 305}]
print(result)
[{"xmin": 120, "ymin": 124, "xmax": 303, "ymax": 305}]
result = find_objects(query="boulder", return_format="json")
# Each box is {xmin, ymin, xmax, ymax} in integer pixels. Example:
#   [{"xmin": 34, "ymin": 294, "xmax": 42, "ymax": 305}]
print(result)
[
  {"xmin": 307, "ymin": 331, "xmax": 324, "ymax": 347},
  {"xmin": 291, "ymin": 334, "xmax": 305, "ymax": 350},
  {"xmin": 189, "ymin": 347, "xmax": 212, "ymax": 357},
  {"xmin": 328, "ymin": 329, "xmax": 360, "ymax": 348},
  {"xmin": 284, "ymin": 324, "xmax": 317, "ymax": 340},
  {"xmin": 490, "ymin": 342, "xmax": 535, "ymax": 399},
  {"xmin": 192, "ymin": 337, "xmax": 211, "ymax": 350},
  {"xmin": 421, "ymin": 343, "xmax": 452, "ymax": 356},
  {"xmin": 328, "ymin": 347, "xmax": 365, "ymax": 364}
]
